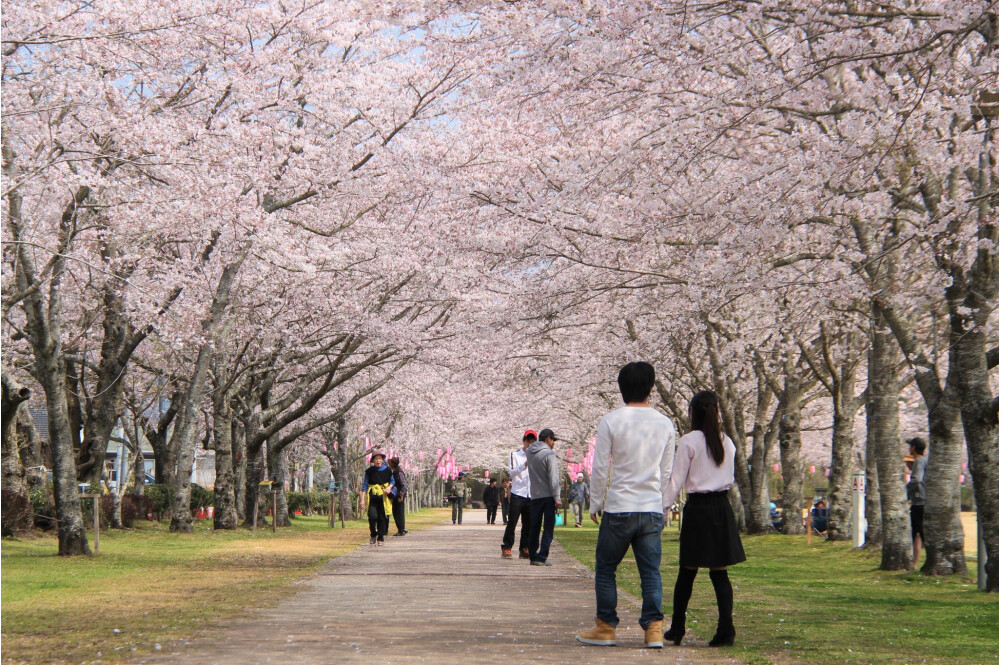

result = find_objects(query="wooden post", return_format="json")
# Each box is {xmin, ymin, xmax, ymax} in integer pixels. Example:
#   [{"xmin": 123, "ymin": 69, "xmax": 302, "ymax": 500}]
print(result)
[
  {"xmin": 329, "ymin": 494, "xmax": 336, "ymax": 527},
  {"xmin": 94, "ymin": 496, "xmax": 100, "ymax": 554},
  {"xmin": 272, "ymin": 491, "xmax": 277, "ymax": 533}
]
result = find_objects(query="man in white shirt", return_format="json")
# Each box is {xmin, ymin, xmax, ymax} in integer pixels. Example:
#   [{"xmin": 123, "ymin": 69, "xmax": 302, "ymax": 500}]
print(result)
[
  {"xmin": 500, "ymin": 430, "xmax": 535, "ymax": 559},
  {"xmin": 577, "ymin": 362, "xmax": 676, "ymax": 649}
]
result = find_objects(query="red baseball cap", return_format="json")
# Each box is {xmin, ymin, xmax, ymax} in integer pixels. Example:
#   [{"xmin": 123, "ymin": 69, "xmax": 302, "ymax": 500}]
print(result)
[{"xmin": 523, "ymin": 429, "xmax": 538, "ymax": 439}]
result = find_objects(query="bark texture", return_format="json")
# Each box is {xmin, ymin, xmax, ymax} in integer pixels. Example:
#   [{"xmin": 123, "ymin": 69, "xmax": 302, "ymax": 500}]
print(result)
[{"xmin": 868, "ymin": 308, "xmax": 912, "ymax": 570}]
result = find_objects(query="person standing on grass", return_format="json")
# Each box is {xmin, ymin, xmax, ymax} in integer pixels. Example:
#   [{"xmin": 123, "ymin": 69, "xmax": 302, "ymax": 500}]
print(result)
[
  {"xmin": 483, "ymin": 478, "xmax": 500, "ymax": 524},
  {"xmin": 361, "ymin": 452, "xmax": 396, "ymax": 546},
  {"xmin": 387, "ymin": 457, "xmax": 408, "ymax": 537},
  {"xmin": 525, "ymin": 428, "xmax": 562, "ymax": 566},
  {"xmin": 569, "ymin": 472, "xmax": 590, "ymax": 527},
  {"xmin": 661, "ymin": 390, "xmax": 746, "ymax": 648},
  {"xmin": 500, "ymin": 477, "xmax": 512, "ymax": 525},
  {"xmin": 501, "ymin": 430, "xmax": 536, "ymax": 559},
  {"xmin": 906, "ymin": 437, "xmax": 928, "ymax": 571},
  {"xmin": 577, "ymin": 361, "xmax": 676, "ymax": 649},
  {"xmin": 449, "ymin": 472, "xmax": 470, "ymax": 524}
]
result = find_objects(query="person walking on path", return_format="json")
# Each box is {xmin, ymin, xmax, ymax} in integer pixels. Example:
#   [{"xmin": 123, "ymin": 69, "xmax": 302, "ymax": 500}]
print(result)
[
  {"xmin": 362, "ymin": 452, "xmax": 396, "ymax": 546},
  {"xmin": 661, "ymin": 390, "xmax": 746, "ymax": 648},
  {"xmin": 500, "ymin": 478, "xmax": 512, "ymax": 525},
  {"xmin": 501, "ymin": 430, "xmax": 536, "ymax": 558},
  {"xmin": 483, "ymin": 478, "xmax": 500, "ymax": 524},
  {"xmin": 526, "ymin": 428, "xmax": 562, "ymax": 566},
  {"xmin": 387, "ymin": 457, "xmax": 408, "ymax": 537},
  {"xmin": 906, "ymin": 437, "xmax": 928, "ymax": 570},
  {"xmin": 568, "ymin": 472, "xmax": 590, "ymax": 527},
  {"xmin": 449, "ymin": 472, "xmax": 471, "ymax": 524},
  {"xmin": 576, "ymin": 361, "xmax": 676, "ymax": 649}
]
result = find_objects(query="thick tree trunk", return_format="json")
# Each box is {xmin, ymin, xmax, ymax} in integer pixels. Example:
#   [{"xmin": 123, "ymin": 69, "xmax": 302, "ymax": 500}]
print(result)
[
  {"xmin": 267, "ymin": 440, "xmax": 291, "ymax": 527},
  {"xmin": 747, "ymin": 401, "xmax": 780, "ymax": 534},
  {"xmin": 1, "ymin": 370, "xmax": 31, "ymax": 496},
  {"xmin": 950, "ymin": 189, "xmax": 998, "ymax": 590},
  {"xmin": 778, "ymin": 374, "xmax": 805, "ymax": 535},
  {"xmin": 920, "ymin": 394, "xmax": 966, "ymax": 575},
  {"xmin": 863, "ymin": 413, "xmax": 882, "ymax": 548},
  {"xmin": 169, "ymin": 255, "xmax": 246, "ymax": 533},
  {"xmin": 868, "ymin": 308, "xmax": 912, "ymax": 570},
  {"xmin": 233, "ymin": 419, "xmax": 247, "ymax": 522},
  {"xmin": 242, "ymin": 442, "xmax": 267, "ymax": 527},
  {"xmin": 827, "ymin": 356, "xmax": 862, "ymax": 542},
  {"xmin": 212, "ymin": 397, "xmax": 238, "ymax": 530},
  {"xmin": 5, "ymin": 170, "xmax": 91, "ymax": 555}
]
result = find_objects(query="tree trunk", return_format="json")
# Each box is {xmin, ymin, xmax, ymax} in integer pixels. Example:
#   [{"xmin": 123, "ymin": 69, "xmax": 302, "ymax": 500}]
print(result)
[
  {"xmin": 778, "ymin": 373, "xmax": 805, "ymax": 535},
  {"xmin": 242, "ymin": 443, "xmax": 267, "ymax": 527},
  {"xmin": 5, "ymin": 172, "xmax": 91, "ymax": 555},
  {"xmin": 1, "ymin": 370, "xmax": 30, "ymax": 496},
  {"xmin": 747, "ymin": 399, "xmax": 780, "ymax": 534},
  {"xmin": 212, "ymin": 396, "xmax": 238, "ymax": 530},
  {"xmin": 920, "ymin": 394, "xmax": 966, "ymax": 575},
  {"xmin": 828, "ymin": 363, "xmax": 862, "ymax": 542},
  {"xmin": 267, "ymin": 440, "xmax": 291, "ymax": 527},
  {"xmin": 169, "ymin": 254, "xmax": 246, "ymax": 533},
  {"xmin": 863, "ymin": 405, "xmax": 882, "ymax": 548},
  {"xmin": 868, "ymin": 307, "xmax": 912, "ymax": 570},
  {"xmin": 949, "ymin": 179, "xmax": 998, "ymax": 589},
  {"xmin": 233, "ymin": 418, "xmax": 247, "ymax": 522}
]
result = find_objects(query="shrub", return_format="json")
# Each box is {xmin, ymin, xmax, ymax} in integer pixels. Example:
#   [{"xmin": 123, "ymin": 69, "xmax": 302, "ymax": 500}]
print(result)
[
  {"xmin": 189, "ymin": 483, "xmax": 214, "ymax": 512},
  {"xmin": 143, "ymin": 484, "xmax": 172, "ymax": 520},
  {"xmin": 28, "ymin": 484, "xmax": 56, "ymax": 531},
  {"xmin": 1, "ymin": 490, "xmax": 32, "ymax": 536}
]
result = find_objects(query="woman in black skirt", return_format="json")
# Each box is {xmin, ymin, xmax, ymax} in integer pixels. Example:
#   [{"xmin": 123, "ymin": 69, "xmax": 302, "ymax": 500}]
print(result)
[{"xmin": 662, "ymin": 390, "xmax": 746, "ymax": 647}]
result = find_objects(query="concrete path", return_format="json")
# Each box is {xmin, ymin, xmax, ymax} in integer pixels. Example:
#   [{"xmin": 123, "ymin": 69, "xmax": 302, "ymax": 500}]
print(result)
[{"xmin": 136, "ymin": 520, "xmax": 731, "ymax": 665}]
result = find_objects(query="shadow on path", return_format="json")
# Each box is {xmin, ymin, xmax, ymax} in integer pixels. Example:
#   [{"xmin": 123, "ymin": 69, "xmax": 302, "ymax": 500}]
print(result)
[{"xmin": 134, "ymin": 520, "xmax": 732, "ymax": 665}]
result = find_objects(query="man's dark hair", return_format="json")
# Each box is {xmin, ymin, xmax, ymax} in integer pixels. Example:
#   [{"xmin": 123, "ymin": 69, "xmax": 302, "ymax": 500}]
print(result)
[
  {"xmin": 617, "ymin": 361, "xmax": 656, "ymax": 404},
  {"xmin": 907, "ymin": 437, "xmax": 927, "ymax": 454}
]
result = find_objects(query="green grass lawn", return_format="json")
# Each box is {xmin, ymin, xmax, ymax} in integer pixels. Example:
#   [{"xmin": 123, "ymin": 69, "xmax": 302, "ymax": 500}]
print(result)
[
  {"xmin": 1, "ymin": 508, "xmax": 448, "ymax": 665},
  {"xmin": 555, "ymin": 520, "xmax": 998, "ymax": 665}
]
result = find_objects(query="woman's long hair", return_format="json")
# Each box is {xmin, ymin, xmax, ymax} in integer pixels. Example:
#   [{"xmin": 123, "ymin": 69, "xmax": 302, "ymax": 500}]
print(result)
[{"xmin": 690, "ymin": 390, "xmax": 725, "ymax": 466}]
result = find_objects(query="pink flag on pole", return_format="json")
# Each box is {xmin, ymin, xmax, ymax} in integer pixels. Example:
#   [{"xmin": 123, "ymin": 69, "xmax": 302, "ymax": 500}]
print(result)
[
  {"xmin": 773, "ymin": 463, "xmax": 780, "ymax": 472},
  {"xmin": 810, "ymin": 465, "xmax": 816, "ymax": 474}
]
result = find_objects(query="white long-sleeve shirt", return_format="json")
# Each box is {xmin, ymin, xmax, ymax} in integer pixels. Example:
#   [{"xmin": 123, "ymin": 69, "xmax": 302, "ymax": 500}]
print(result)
[
  {"xmin": 590, "ymin": 406, "xmax": 676, "ymax": 514},
  {"xmin": 663, "ymin": 430, "xmax": 736, "ymax": 508},
  {"xmin": 509, "ymin": 448, "xmax": 531, "ymax": 499}
]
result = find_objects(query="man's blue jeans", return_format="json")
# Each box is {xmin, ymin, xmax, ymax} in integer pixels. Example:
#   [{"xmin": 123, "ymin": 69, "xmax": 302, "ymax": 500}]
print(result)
[
  {"xmin": 528, "ymin": 496, "xmax": 556, "ymax": 562},
  {"xmin": 595, "ymin": 511, "xmax": 664, "ymax": 629}
]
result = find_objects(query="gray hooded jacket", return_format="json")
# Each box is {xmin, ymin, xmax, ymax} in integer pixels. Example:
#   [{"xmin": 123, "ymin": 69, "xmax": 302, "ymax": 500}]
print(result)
[{"xmin": 526, "ymin": 440, "xmax": 560, "ymax": 499}]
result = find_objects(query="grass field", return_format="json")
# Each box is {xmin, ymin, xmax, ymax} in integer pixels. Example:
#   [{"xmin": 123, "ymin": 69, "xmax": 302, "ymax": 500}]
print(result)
[
  {"xmin": 555, "ymin": 520, "xmax": 997, "ymax": 665},
  {"xmin": 0, "ymin": 509, "xmax": 446, "ymax": 665}
]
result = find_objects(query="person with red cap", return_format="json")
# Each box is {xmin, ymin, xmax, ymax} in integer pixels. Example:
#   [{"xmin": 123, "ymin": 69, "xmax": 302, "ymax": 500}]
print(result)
[{"xmin": 500, "ymin": 429, "xmax": 536, "ymax": 559}]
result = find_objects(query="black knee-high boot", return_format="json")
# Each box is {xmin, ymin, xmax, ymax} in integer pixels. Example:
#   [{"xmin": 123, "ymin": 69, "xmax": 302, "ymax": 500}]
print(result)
[
  {"xmin": 709, "ymin": 569, "xmax": 736, "ymax": 646},
  {"xmin": 664, "ymin": 567, "xmax": 697, "ymax": 645}
]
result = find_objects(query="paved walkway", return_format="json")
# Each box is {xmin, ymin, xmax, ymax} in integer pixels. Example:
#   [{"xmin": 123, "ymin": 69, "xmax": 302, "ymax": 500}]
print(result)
[{"xmin": 136, "ymin": 520, "xmax": 731, "ymax": 665}]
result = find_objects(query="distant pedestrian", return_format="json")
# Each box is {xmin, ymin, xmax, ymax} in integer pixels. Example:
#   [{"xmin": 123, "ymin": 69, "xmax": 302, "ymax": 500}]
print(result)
[
  {"xmin": 906, "ymin": 437, "xmax": 928, "ymax": 571},
  {"xmin": 526, "ymin": 428, "xmax": 562, "ymax": 566},
  {"xmin": 362, "ymin": 452, "xmax": 396, "ymax": 546},
  {"xmin": 449, "ymin": 472, "xmax": 470, "ymax": 524},
  {"xmin": 387, "ymin": 457, "xmax": 408, "ymax": 536},
  {"xmin": 661, "ymin": 390, "xmax": 746, "ymax": 648},
  {"xmin": 500, "ymin": 478, "xmax": 512, "ymax": 524},
  {"xmin": 569, "ymin": 472, "xmax": 590, "ymax": 527},
  {"xmin": 577, "ymin": 361, "xmax": 676, "ymax": 649},
  {"xmin": 500, "ymin": 430, "xmax": 536, "ymax": 559},
  {"xmin": 483, "ymin": 478, "xmax": 500, "ymax": 524}
]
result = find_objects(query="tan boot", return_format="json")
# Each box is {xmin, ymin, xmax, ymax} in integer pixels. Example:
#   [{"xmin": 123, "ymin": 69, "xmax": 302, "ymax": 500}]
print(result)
[
  {"xmin": 576, "ymin": 618, "xmax": 616, "ymax": 646},
  {"xmin": 644, "ymin": 620, "xmax": 664, "ymax": 648}
]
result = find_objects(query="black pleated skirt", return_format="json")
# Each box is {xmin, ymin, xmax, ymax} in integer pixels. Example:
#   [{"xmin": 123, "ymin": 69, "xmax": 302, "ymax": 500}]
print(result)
[{"xmin": 679, "ymin": 491, "xmax": 746, "ymax": 568}]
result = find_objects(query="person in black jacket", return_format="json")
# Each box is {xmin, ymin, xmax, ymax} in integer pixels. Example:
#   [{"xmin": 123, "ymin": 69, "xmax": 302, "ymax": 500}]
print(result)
[
  {"xmin": 362, "ymin": 452, "xmax": 396, "ymax": 546},
  {"xmin": 388, "ymin": 457, "xmax": 408, "ymax": 536},
  {"xmin": 483, "ymin": 478, "xmax": 500, "ymax": 524}
]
